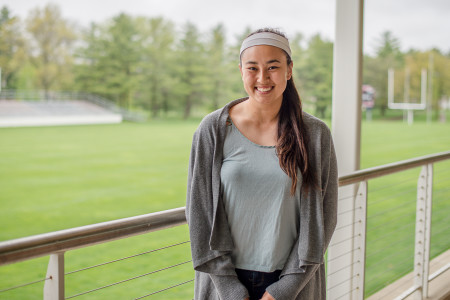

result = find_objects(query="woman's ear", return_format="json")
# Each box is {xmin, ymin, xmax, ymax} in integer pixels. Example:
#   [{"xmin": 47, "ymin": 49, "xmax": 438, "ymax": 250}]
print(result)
[
  {"xmin": 239, "ymin": 63, "xmax": 244, "ymax": 79},
  {"xmin": 287, "ymin": 61, "xmax": 293, "ymax": 80}
]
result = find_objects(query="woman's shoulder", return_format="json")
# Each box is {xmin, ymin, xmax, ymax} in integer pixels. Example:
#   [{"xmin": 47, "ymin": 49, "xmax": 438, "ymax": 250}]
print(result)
[
  {"xmin": 195, "ymin": 107, "xmax": 225, "ymax": 139},
  {"xmin": 196, "ymin": 97, "xmax": 248, "ymax": 134},
  {"xmin": 302, "ymin": 112, "xmax": 331, "ymax": 136}
]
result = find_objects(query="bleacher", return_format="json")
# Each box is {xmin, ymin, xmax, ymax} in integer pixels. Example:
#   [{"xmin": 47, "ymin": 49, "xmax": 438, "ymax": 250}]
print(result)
[{"xmin": 0, "ymin": 100, "xmax": 123, "ymax": 127}]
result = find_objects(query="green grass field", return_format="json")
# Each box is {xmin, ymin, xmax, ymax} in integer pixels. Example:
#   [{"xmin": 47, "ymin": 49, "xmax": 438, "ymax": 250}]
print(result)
[{"xmin": 0, "ymin": 118, "xmax": 449, "ymax": 299}]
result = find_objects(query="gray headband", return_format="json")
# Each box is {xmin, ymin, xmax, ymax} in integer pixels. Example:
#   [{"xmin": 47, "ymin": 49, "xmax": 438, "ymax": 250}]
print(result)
[{"xmin": 240, "ymin": 32, "xmax": 292, "ymax": 58}]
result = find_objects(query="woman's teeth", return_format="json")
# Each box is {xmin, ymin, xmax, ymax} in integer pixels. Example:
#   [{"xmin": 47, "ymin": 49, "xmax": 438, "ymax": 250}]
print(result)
[{"xmin": 256, "ymin": 87, "xmax": 272, "ymax": 92}]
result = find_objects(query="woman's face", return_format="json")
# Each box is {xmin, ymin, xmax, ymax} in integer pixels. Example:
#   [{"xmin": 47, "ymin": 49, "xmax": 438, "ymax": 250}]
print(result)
[{"xmin": 239, "ymin": 45, "xmax": 293, "ymax": 106}]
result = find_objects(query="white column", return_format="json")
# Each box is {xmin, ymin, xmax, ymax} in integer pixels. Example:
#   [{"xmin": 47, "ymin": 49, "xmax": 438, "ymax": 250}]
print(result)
[
  {"xmin": 331, "ymin": 0, "xmax": 363, "ymax": 164},
  {"xmin": 328, "ymin": 0, "xmax": 364, "ymax": 299}
]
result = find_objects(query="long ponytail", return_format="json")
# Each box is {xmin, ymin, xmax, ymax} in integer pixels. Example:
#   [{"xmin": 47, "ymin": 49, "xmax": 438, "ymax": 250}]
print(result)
[{"xmin": 277, "ymin": 75, "xmax": 315, "ymax": 194}]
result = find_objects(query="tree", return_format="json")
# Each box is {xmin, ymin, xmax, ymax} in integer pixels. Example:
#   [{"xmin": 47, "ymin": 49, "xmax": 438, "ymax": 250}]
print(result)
[
  {"xmin": 137, "ymin": 17, "xmax": 176, "ymax": 116},
  {"xmin": 75, "ymin": 13, "xmax": 141, "ymax": 108},
  {"xmin": 226, "ymin": 27, "xmax": 253, "ymax": 101},
  {"xmin": 205, "ymin": 24, "xmax": 229, "ymax": 111},
  {"xmin": 375, "ymin": 31, "xmax": 402, "ymax": 59},
  {"xmin": 363, "ymin": 31, "xmax": 404, "ymax": 115},
  {"xmin": 73, "ymin": 23, "xmax": 106, "ymax": 94},
  {"xmin": 403, "ymin": 50, "xmax": 450, "ymax": 118},
  {"xmin": 176, "ymin": 22, "xmax": 208, "ymax": 119},
  {"xmin": 289, "ymin": 33, "xmax": 309, "ymax": 107},
  {"xmin": 26, "ymin": 4, "xmax": 76, "ymax": 94},
  {"xmin": 297, "ymin": 34, "xmax": 333, "ymax": 118},
  {"xmin": 0, "ymin": 6, "xmax": 28, "ymax": 89},
  {"xmin": 106, "ymin": 13, "xmax": 141, "ymax": 108}
]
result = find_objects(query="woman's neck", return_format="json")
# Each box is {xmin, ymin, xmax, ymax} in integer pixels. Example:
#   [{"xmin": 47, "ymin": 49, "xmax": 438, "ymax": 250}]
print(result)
[{"xmin": 243, "ymin": 97, "xmax": 281, "ymax": 125}]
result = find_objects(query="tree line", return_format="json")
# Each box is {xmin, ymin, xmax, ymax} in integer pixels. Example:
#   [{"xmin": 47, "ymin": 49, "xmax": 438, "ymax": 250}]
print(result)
[{"xmin": 1, "ymin": 4, "xmax": 449, "ymax": 119}]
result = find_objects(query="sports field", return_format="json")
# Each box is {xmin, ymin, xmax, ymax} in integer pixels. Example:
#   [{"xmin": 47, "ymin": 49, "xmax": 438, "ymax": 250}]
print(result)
[{"xmin": 0, "ymin": 118, "xmax": 449, "ymax": 299}]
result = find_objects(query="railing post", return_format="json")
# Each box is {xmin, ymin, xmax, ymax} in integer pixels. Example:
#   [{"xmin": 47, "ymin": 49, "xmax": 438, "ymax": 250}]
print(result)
[
  {"xmin": 352, "ymin": 181, "xmax": 367, "ymax": 299},
  {"xmin": 413, "ymin": 164, "xmax": 433, "ymax": 299},
  {"xmin": 423, "ymin": 164, "xmax": 433, "ymax": 298},
  {"xmin": 44, "ymin": 252, "xmax": 65, "ymax": 300}
]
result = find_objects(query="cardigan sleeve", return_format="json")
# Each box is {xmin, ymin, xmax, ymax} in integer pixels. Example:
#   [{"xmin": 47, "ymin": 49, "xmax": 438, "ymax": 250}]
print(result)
[
  {"xmin": 210, "ymin": 274, "xmax": 249, "ymax": 299},
  {"xmin": 186, "ymin": 119, "xmax": 249, "ymax": 299},
  {"xmin": 266, "ymin": 125, "xmax": 338, "ymax": 299}
]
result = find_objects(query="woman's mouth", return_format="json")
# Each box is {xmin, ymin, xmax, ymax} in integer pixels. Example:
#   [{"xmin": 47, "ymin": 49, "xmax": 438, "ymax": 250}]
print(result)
[{"xmin": 255, "ymin": 86, "xmax": 273, "ymax": 93}]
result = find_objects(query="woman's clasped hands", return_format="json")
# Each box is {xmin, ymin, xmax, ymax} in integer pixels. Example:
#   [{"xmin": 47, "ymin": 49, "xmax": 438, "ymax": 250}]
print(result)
[{"xmin": 244, "ymin": 291, "xmax": 275, "ymax": 300}]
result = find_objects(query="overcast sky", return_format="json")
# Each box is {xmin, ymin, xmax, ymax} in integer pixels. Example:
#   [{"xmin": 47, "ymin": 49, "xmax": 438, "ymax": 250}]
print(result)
[{"xmin": 3, "ymin": 0, "xmax": 450, "ymax": 55}]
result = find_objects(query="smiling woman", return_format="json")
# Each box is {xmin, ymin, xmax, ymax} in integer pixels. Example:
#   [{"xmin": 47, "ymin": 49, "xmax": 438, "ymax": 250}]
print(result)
[{"xmin": 185, "ymin": 28, "xmax": 338, "ymax": 300}]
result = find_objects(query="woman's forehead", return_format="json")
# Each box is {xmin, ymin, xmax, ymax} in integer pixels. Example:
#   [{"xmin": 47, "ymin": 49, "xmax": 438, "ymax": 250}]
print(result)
[{"xmin": 241, "ymin": 45, "xmax": 287, "ymax": 63}]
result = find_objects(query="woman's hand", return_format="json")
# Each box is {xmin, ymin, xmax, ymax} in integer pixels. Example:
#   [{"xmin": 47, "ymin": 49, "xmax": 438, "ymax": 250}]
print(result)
[{"xmin": 260, "ymin": 291, "xmax": 275, "ymax": 300}]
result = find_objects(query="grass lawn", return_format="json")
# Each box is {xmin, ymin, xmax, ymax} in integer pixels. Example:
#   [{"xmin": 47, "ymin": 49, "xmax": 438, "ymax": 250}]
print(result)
[{"xmin": 0, "ymin": 118, "xmax": 449, "ymax": 299}]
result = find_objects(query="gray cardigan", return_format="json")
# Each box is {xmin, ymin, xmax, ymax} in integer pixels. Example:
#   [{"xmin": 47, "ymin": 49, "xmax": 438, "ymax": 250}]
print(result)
[{"xmin": 186, "ymin": 98, "xmax": 338, "ymax": 299}]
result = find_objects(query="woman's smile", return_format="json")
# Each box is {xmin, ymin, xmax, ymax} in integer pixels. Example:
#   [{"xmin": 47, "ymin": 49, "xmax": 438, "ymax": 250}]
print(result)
[{"xmin": 255, "ymin": 86, "xmax": 274, "ymax": 93}]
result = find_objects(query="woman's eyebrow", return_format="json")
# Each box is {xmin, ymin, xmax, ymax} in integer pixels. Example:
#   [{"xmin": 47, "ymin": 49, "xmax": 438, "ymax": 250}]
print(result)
[{"xmin": 244, "ymin": 59, "xmax": 281, "ymax": 65}]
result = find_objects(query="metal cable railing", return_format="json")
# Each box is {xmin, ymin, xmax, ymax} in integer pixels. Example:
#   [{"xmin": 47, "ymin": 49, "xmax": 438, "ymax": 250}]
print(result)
[
  {"xmin": 134, "ymin": 279, "xmax": 195, "ymax": 299},
  {"xmin": 0, "ymin": 151, "xmax": 449, "ymax": 299},
  {"xmin": 367, "ymin": 181, "xmax": 416, "ymax": 207},
  {"xmin": 365, "ymin": 172, "xmax": 417, "ymax": 195},
  {"xmin": 64, "ymin": 240, "xmax": 192, "ymax": 299},
  {"xmin": 0, "ymin": 276, "xmax": 51, "ymax": 293},
  {"xmin": 365, "ymin": 183, "xmax": 417, "ymax": 297},
  {"xmin": 66, "ymin": 260, "xmax": 192, "ymax": 299},
  {"xmin": 66, "ymin": 241, "xmax": 190, "ymax": 276}
]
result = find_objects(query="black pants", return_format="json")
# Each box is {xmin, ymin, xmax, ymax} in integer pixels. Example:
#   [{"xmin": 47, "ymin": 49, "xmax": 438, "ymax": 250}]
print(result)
[{"xmin": 235, "ymin": 268, "xmax": 282, "ymax": 300}]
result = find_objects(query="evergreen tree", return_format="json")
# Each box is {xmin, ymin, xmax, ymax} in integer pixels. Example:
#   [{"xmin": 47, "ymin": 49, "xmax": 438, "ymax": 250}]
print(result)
[
  {"xmin": 298, "ymin": 34, "xmax": 333, "ymax": 118},
  {"xmin": 176, "ymin": 22, "xmax": 208, "ymax": 118},
  {"xmin": 363, "ymin": 31, "xmax": 404, "ymax": 115},
  {"xmin": 138, "ymin": 17, "xmax": 176, "ymax": 116},
  {"xmin": 76, "ymin": 13, "xmax": 141, "ymax": 108},
  {"xmin": 205, "ymin": 24, "xmax": 229, "ymax": 111}
]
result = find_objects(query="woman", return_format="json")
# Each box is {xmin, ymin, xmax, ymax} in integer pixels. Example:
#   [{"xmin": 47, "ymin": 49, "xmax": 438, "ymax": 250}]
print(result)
[{"xmin": 186, "ymin": 28, "xmax": 338, "ymax": 300}]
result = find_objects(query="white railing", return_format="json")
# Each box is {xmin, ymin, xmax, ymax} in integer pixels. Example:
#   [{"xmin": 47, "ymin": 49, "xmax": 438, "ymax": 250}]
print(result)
[{"xmin": 0, "ymin": 151, "xmax": 449, "ymax": 299}]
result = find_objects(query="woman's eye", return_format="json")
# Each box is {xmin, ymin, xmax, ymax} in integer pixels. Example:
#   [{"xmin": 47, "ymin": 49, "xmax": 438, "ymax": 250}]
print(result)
[
  {"xmin": 269, "ymin": 66, "xmax": 279, "ymax": 70},
  {"xmin": 247, "ymin": 67, "xmax": 257, "ymax": 71}
]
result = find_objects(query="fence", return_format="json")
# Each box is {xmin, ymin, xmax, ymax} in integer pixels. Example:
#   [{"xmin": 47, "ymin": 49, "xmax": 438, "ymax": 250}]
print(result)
[
  {"xmin": 0, "ymin": 90, "xmax": 147, "ymax": 122},
  {"xmin": 327, "ymin": 151, "xmax": 450, "ymax": 299},
  {"xmin": 0, "ymin": 151, "xmax": 449, "ymax": 299}
]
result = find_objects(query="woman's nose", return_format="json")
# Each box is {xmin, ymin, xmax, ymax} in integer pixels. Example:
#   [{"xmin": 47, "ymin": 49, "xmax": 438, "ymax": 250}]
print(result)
[{"xmin": 257, "ymin": 69, "xmax": 269, "ymax": 82}]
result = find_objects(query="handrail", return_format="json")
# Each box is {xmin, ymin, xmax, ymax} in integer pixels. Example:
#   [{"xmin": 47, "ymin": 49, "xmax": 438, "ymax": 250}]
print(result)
[
  {"xmin": 0, "ymin": 151, "xmax": 449, "ymax": 267},
  {"xmin": 339, "ymin": 151, "xmax": 450, "ymax": 186},
  {"xmin": 0, "ymin": 207, "xmax": 186, "ymax": 266}
]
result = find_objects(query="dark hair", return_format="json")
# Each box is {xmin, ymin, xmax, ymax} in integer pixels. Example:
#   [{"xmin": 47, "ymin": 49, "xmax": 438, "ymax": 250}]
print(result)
[{"xmin": 246, "ymin": 28, "xmax": 316, "ymax": 194}]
